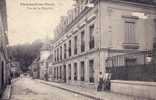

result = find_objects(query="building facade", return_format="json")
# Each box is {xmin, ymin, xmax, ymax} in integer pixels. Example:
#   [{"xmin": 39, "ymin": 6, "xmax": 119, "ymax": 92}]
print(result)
[
  {"xmin": 0, "ymin": 0, "xmax": 10, "ymax": 95},
  {"xmin": 39, "ymin": 42, "xmax": 51, "ymax": 80},
  {"xmin": 31, "ymin": 57, "xmax": 40, "ymax": 79},
  {"xmin": 47, "ymin": 54, "xmax": 54, "ymax": 81},
  {"xmin": 51, "ymin": 0, "xmax": 156, "ymax": 88}
]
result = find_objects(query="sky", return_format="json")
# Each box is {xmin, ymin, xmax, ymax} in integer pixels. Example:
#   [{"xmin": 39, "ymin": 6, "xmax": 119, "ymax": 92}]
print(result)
[{"xmin": 6, "ymin": 0, "xmax": 74, "ymax": 45}]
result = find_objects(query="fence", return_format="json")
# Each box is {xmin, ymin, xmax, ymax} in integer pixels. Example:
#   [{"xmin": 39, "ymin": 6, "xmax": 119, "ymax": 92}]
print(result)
[{"xmin": 106, "ymin": 50, "xmax": 156, "ymax": 82}]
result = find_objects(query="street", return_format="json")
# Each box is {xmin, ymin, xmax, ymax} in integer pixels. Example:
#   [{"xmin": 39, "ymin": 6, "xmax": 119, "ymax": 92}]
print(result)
[{"xmin": 10, "ymin": 77, "xmax": 94, "ymax": 100}]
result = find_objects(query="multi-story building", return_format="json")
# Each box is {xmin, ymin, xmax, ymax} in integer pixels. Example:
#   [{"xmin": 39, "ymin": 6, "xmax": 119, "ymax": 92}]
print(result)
[
  {"xmin": 0, "ymin": 0, "xmax": 10, "ymax": 95},
  {"xmin": 31, "ymin": 57, "xmax": 40, "ymax": 79},
  {"xmin": 47, "ymin": 54, "xmax": 54, "ymax": 81},
  {"xmin": 51, "ymin": 0, "xmax": 156, "ymax": 88},
  {"xmin": 39, "ymin": 41, "xmax": 51, "ymax": 80}
]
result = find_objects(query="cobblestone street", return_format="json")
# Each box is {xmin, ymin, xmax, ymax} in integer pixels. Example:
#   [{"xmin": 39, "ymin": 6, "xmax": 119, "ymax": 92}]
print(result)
[{"xmin": 10, "ymin": 77, "xmax": 94, "ymax": 100}]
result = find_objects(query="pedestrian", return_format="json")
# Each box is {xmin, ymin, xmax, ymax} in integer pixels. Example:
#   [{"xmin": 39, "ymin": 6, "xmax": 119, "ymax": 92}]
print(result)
[
  {"xmin": 97, "ymin": 72, "xmax": 103, "ymax": 91},
  {"xmin": 103, "ymin": 73, "xmax": 111, "ymax": 91}
]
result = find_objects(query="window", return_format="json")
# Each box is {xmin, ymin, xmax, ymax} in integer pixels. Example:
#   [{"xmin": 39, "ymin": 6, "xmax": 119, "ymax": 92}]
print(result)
[
  {"xmin": 60, "ymin": 66, "xmax": 62, "ymax": 79},
  {"xmin": 89, "ymin": 25, "xmax": 95, "ymax": 49},
  {"xmin": 54, "ymin": 50, "xmax": 56, "ymax": 62},
  {"xmin": 54, "ymin": 67, "xmax": 56, "ymax": 79},
  {"xmin": 57, "ymin": 48, "xmax": 59, "ymax": 61},
  {"xmin": 80, "ymin": 61, "xmax": 85, "ymax": 81},
  {"xmin": 64, "ymin": 43, "xmax": 67, "ymax": 59},
  {"xmin": 69, "ymin": 40, "xmax": 72, "ymax": 57},
  {"xmin": 63, "ymin": 65, "xmax": 66, "ymax": 82},
  {"xmin": 125, "ymin": 58, "xmax": 137, "ymax": 66},
  {"xmin": 74, "ymin": 63, "xmax": 77, "ymax": 80},
  {"xmin": 57, "ymin": 67, "xmax": 59, "ymax": 80},
  {"xmin": 89, "ymin": 60, "xmax": 94, "ymax": 83},
  {"xmin": 125, "ymin": 21, "xmax": 136, "ymax": 43},
  {"xmin": 74, "ymin": 36, "xmax": 78, "ymax": 55},
  {"xmin": 68, "ymin": 64, "xmax": 71, "ymax": 80},
  {"xmin": 123, "ymin": 19, "xmax": 139, "ymax": 49},
  {"xmin": 60, "ymin": 46, "xmax": 62, "ymax": 61},
  {"xmin": 81, "ymin": 31, "xmax": 85, "ymax": 52}
]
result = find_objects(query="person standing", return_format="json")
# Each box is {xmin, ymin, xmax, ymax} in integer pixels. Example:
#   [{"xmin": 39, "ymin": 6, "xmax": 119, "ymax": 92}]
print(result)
[
  {"xmin": 97, "ymin": 72, "xmax": 103, "ymax": 91},
  {"xmin": 103, "ymin": 73, "xmax": 111, "ymax": 91}
]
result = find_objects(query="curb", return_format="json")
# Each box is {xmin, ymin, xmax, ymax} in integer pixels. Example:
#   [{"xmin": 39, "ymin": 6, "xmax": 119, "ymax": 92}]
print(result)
[{"xmin": 39, "ymin": 81, "xmax": 104, "ymax": 100}]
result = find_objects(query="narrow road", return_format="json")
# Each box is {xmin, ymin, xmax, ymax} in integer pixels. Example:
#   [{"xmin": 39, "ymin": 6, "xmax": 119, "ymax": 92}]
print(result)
[{"xmin": 10, "ymin": 77, "xmax": 93, "ymax": 100}]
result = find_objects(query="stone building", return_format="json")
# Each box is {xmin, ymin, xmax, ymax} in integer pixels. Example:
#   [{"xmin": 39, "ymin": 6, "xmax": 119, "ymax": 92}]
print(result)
[
  {"xmin": 47, "ymin": 54, "xmax": 54, "ymax": 81},
  {"xmin": 39, "ymin": 41, "xmax": 51, "ymax": 80},
  {"xmin": 0, "ymin": 0, "xmax": 10, "ymax": 95},
  {"xmin": 51, "ymin": 0, "xmax": 156, "ymax": 88},
  {"xmin": 31, "ymin": 57, "xmax": 40, "ymax": 79}
]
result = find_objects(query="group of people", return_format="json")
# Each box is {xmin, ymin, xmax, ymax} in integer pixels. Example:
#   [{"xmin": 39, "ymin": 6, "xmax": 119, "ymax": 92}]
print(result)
[{"xmin": 97, "ymin": 72, "xmax": 111, "ymax": 91}]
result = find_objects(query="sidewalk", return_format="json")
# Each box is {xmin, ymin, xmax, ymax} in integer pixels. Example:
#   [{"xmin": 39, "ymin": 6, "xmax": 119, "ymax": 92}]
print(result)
[
  {"xmin": 36, "ymin": 80, "xmax": 149, "ymax": 100},
  {"xmin": 1, "ymin": 85, "xmax": 12, "ymax": 100},
  {"xmin": 1, "ymin": 78, "xmax": 21, "ymax": 100}
]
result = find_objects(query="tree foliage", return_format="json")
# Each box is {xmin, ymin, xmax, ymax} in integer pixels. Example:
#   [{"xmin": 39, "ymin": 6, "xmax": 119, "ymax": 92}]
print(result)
[{"xmin": 8, "ymin": 40, "xmax": 43, "ymax": 72}]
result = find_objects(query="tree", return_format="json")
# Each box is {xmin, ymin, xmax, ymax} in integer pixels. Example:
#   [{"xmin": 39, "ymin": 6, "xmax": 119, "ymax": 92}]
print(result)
[{"xmin": 8, "ymin": 40, "xmax": 43, "ymax": 72}]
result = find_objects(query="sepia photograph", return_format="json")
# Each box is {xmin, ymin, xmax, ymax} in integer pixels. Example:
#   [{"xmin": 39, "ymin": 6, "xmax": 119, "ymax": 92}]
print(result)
[{"xmin": 0, "ymin": 0, "xmax": 156, "ymax": 100}]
